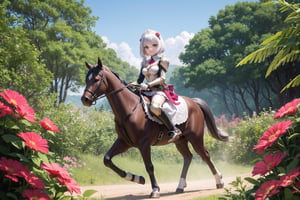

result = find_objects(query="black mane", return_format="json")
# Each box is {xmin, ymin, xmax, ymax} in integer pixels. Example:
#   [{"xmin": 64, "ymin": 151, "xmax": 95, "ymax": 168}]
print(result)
[{"xmin": 111, "ymin": 70, "xmax": 128, "ymax": 85}]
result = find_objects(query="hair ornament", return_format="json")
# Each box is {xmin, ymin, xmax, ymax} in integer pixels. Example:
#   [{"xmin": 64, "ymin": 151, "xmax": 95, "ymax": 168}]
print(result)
[{"xmin": 155, "ymin": 32, "xmax": 160, "ymax": 39}]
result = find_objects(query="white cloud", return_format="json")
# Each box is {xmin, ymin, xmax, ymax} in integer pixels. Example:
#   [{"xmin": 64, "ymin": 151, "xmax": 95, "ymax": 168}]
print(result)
[
  {"xmin": 101, "ymin": 31, "xmax": 194, "ymax": 68},
  {"xmin": 102, "ymin": 36, "xmax": 141, "ymax": 68},
  {"xmin": 165, "ymin": 31, "xmax": 194, "ymax": 66}
]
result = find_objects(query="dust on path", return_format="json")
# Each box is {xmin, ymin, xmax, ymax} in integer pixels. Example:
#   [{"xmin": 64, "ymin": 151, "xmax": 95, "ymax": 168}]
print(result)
[{"xmin": 81, "ymin": 174, "xmax": 249, "ymax": 200}]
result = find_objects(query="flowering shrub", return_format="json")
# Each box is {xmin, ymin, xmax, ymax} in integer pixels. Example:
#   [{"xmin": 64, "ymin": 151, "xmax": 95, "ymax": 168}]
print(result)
[
  {"xmin": 225, "ymin": 110, "xmax": 276, "ymax": 164},
  {"xmin": 222, "ymin": 98, "xmax": 300, "ymax": 200},
  {"xmin": 0, "ymin": 89, "xmax": 90, "ymax": 199},
  {"xmin": 63, "ymin": 156, "xmax": 86, "ymax": 169}
]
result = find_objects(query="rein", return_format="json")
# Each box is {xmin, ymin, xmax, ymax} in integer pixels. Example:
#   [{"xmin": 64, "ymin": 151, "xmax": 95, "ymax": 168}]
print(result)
[
  {"xmin": 84, "ymin": 69, "xmax": 141, "ymax": 124},
  {"xmin": 84, "ymin": 70, "xmax": 131, "ymax": 105}
]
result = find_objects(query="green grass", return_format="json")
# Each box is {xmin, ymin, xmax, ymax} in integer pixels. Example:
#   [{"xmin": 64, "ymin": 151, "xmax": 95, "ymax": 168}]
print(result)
[
  {"xmin": 192, "ymin": 195, "xmax": 222, "ymax": 200},
  {"xmin": 69, "ymin": 153, "xmax": 250, "ymax": 186}
]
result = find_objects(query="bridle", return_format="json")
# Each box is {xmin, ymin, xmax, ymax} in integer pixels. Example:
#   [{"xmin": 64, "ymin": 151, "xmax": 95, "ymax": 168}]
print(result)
[
  {"xmin": 84, "ymin": 70, "xmax": 106, "ymax": 105},
  {"xmin": 83, "ymin": 68, "xmax": 132, "ymax": 105}
]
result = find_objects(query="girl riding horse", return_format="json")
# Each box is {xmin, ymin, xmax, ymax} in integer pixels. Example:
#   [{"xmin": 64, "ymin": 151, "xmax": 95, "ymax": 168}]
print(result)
[{"xmin": 131, "ymin": 29, "xmax": 181, "ymax": 143}]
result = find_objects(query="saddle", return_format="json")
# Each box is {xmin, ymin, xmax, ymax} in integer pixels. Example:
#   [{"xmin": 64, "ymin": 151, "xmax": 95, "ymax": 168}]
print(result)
[{"xmin": 140, "ymin": 95, "xmax": 188, "ymax": 126}]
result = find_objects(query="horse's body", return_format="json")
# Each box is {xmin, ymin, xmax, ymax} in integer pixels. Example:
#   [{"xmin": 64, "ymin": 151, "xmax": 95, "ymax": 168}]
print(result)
[{"xmin": 81, "ymin": 58, "xmax": 229, "ymax": 198}]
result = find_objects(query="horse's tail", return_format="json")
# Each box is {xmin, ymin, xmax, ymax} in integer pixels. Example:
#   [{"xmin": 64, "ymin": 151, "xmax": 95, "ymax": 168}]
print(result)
[{"xmin": 192, "ymin": 98, "xmax": 229, "ymax": 142}]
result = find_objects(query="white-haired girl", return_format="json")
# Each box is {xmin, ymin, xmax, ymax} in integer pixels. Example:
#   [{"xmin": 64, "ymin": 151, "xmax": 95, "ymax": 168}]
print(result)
[{"xmin": 133, "ymin": 29, "xmax": 181, "ymax": 143}]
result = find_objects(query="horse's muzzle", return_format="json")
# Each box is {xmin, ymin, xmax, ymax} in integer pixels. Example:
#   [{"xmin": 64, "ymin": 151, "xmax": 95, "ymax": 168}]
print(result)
[{"xmin": 81, "ymin": 95, "xmax": 93, "ymax": 107}]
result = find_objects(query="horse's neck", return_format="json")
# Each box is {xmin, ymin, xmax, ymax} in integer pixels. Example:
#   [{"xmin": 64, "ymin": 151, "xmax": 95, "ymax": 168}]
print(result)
[{"xmin": 106, "ymin": 74, "xmax": 139, "ymax": 122}]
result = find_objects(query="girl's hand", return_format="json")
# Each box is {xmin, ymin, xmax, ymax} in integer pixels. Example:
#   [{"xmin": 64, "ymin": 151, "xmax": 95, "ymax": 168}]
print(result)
[{"xmin": 140, "ymin": 83, "xmax": 149, "ymax": 90}]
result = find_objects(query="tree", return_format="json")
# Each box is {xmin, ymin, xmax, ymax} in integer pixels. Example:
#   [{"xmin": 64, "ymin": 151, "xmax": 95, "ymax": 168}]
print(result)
[
  {"xmin": 0, "ymin": 0, "xmax": 52, "ymax": 106},
  {"xmin": 237, "ymin": 0, "xmax": 300, "ymax": 95},
  {"xmin": 3, "ymin": 0, "xmax": 138, "ymax": 104},
  {"xmin": 179, "ymin": 1, "xmax": 287, "ymax": 116}
]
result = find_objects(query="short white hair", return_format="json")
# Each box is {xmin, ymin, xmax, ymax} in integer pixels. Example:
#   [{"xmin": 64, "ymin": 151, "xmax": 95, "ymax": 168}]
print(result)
[{"xmin": 139, "ymin": 29, "xmax": 165, "ymax": 58}]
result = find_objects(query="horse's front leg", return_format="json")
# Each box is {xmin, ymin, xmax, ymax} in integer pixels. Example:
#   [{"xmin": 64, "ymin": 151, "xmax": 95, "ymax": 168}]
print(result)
[
  {"xmin": 104, "ymin": 138, "xmax": 145, "ymax": 184},
  {"xmin": 139, "ymin": 140, "xmax": 160, "ymax": 198}
]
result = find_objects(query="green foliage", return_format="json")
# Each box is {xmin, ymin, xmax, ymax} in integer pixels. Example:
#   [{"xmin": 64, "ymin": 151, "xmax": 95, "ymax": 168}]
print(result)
[
  {"xmin": 177, "ymin": 1, "xmax": 299, "ymax": 116},
  {"xmin": 219, "ymin": 177, "xmax": 248, "ymax": 200},
  {"xmin": 237, "ymin": 0, "xmax": 300, "ymax": 91},
  {"xmin": 225, "ymin": 110, "xmax": 276, "ymax": 164},
  {"xmin": 1, "ymin": 0, "xmax": 138, "ymax": 105},
  {"xmin": 37, "ymin": 100, "xmax": 116, "ymax": 156},
  {"xmin": 0, "ymin": 89, "xmax": 81, "ymax": 199},
  {"xmin": 0, "ymin": 0, "xmax": 53, "ymax": 105}
]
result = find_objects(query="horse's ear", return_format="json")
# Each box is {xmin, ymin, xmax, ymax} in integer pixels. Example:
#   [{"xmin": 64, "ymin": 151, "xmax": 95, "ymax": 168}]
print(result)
[
  {"xmin": 85, "ymin": 62, "xmax": 93, "ymax": 69},
  {"xmin": 98, "ymin": 57, "xmax": 103, "ymax": 69}
]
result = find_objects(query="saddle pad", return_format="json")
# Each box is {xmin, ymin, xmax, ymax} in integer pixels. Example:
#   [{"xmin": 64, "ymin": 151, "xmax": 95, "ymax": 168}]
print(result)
[{"xmin": 142, "ymin": 96, "xmax": 188, "ymax": 125}]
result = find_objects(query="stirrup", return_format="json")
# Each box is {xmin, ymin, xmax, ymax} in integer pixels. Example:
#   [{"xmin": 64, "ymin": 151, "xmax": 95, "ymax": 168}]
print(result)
[{"xmin": 167, "ymin": 129, "xmax": 182, "ymax": 143}]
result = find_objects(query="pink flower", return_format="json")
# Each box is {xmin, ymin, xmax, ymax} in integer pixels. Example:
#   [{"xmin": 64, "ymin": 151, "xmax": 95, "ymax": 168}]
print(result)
[
  {"xmin": 255, "ymin": 180, "xmax": 280, "ymax": 200},
  {"xmin": 0, "ymin": 102, "xmax": 14, "ymax": 117},
  {"xmin": 0, "ymin": 89, "xmax": 28, "ymax": 108},
  {"xmin": 22, "ymin": 189, "xmax": 50, "ymax": 200},
  {"xmin": 253, "ymin": 121, "xmax": 293, "ymax": 154},
  {"xmin": 278, "ymin": 167, "xmax": 300, "ymax": 187},
  {"xmin": 274, "ymin": 98, "xmax": 300, "ymax": 119},
  {"xmin": 15, "ymin": 104, "xmax": 35, "ymax": 122},
  {"xmin": 17, "ymin": 132, "xmax": 49, "ymax": 153},
  {"xmin": 39, "ymin": 117, "xmax": 60, "ymax": 133},
  {"xmin": 23, "ymin": 173, "xmax": 45, "ymax": 189},
  {"xmin": 41, "ymin": 162, "xmax": 81, "ymax": 194},
  {"xmin": 252, "ymin": 152, "xmax": 287, "ymax": 176},
  {"xmin": 0, "ymin": 157, "xmax": 31, "ymax": 182}
]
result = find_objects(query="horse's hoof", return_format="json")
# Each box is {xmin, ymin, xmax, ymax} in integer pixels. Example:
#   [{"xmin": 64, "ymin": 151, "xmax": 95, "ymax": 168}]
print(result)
[
  {"xmin": 149, "ymin": 191, "xmax": 160, "ymax": 198},
  {"xmin": 176, "ymin": 188, "xmax": 184, "ymax": 193},
  {"xmin": 139, "ymin": 176, "xmax": 145, "ymax": 184},
  {"xmin": 216, "ymin": 183, "xmax": 224, "ymax": 189}
]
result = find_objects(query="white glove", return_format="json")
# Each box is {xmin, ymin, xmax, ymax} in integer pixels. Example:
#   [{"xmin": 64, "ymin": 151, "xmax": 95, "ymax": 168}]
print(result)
[{"xmin": 140, "ymin": 83, "xmax": 149, "ymax": 90}]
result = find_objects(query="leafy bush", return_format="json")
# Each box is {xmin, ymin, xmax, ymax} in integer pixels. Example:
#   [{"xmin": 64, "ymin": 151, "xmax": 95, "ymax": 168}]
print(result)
[
  {"xmin": 37, "ymin": 101, "xmax": 116, "ymax": 156},
  {"xmin": 221, "ymin": 98, "xmax": 300, "ymax": 200},
  {"xmin": 225, "ymin": 110, "xmax": 276, "ymax": 164},
  {"xmin": 0, "ymin": 89, "xmax": 83, "ymax": 199}
]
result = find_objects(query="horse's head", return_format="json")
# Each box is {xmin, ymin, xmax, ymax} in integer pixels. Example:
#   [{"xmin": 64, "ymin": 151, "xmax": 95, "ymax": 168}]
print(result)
[{"xmin": 81, "ymin": 58, "xmax": 107, "ymax": 107}]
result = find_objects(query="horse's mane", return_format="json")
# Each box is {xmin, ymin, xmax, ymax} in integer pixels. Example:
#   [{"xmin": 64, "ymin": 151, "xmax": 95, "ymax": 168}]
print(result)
[
  {"xmin": 111, "ymin": 70, "xmax": 128, "ymax": 85},
  {"xmin": 109, "ymin": 68, "xmax": 140, "ymax": 96}
]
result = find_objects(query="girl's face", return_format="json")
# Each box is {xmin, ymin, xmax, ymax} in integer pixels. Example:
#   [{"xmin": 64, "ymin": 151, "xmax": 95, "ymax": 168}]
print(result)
[{"xmin": 143, "ymin": 41, "xmax": 159, "ymax": 56}]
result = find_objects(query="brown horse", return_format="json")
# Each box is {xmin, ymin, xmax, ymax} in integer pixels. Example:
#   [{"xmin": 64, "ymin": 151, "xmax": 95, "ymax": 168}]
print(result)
[{"xmin": 81, "ymin": 58, "xmax": 229, "ymax": 198}]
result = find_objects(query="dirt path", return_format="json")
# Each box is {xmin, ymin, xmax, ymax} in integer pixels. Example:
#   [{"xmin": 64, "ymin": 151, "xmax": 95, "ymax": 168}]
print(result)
[{"xmin": 81, "ymin": 175, "xmax": 248, "ymax": 200}]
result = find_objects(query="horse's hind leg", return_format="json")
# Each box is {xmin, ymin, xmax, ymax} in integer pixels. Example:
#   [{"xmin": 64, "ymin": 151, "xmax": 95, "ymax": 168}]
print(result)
[
  {"xmin": 190, "ymin": 139, "xmax": 224, "ymax": 189},
  {"xmin": 104, "ymin": 138, "xmax": 145, "ymax": 184},
  {"xmin": 175, "ymin": 140, "xmax": 193, "ymax": 193}
]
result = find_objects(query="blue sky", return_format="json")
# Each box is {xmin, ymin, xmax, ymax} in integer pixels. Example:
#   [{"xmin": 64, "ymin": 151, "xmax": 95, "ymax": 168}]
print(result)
[{"xmin": 84, "ymin": 0, "xmax": 258, "ymax": 68}]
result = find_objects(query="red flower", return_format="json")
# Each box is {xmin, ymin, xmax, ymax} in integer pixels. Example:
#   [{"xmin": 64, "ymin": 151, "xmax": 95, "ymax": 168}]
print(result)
[
  {"xmin": 24, "ymin": 173, "xmax": 45, "ymax": 189},
  {"xmin": 253, "ymin": 121, "xmax": 293, "ymax": 154},
  {"xmin": 22, "ymin": 189, "xmax": 50, "ymax": 200},
  {"xmin": 0, "ymin": 102, "xmax": 14, "ymax": 117},
  {"xmin": 0, "ymin": 89, "xmax": 28, "ymax": 108},
  {"xmin": 252, "ymin": 152, "xmax": 287, "ymax": 176},
  {"xmin": 41, "ymin": 162, "xmax": 70, "ymax": 179},
  {"xmin": 39, "ymin": 117, "xmax": 60, "ymax": 133},
  {"xmin": 274, "ymin": 98, "xmax": 300, "ymax": 119},
  {"xmin": 17, "ymin": 132, "xmax": 49, "ymax": 153},
  {"xmin": 0, "ymin": 157, "xmax": 31, "ymax": 182},
  {"xmin": 278, "ymin": 167, "xmax": 300, "ymax": 187},
  {"xmin": 58, "ymin": 175, "xmax": 81, "ymax": 194},
  {"xmin": 16, "ymin": 104, "xmax": 35, "ymax": 122},
  {"xmin": 255, "ymin": 180, "xmax": 280, "ymax": 200},
  {"xmin": 41, "ymin": 162, "xmax": 81, "ymax": 194}
]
